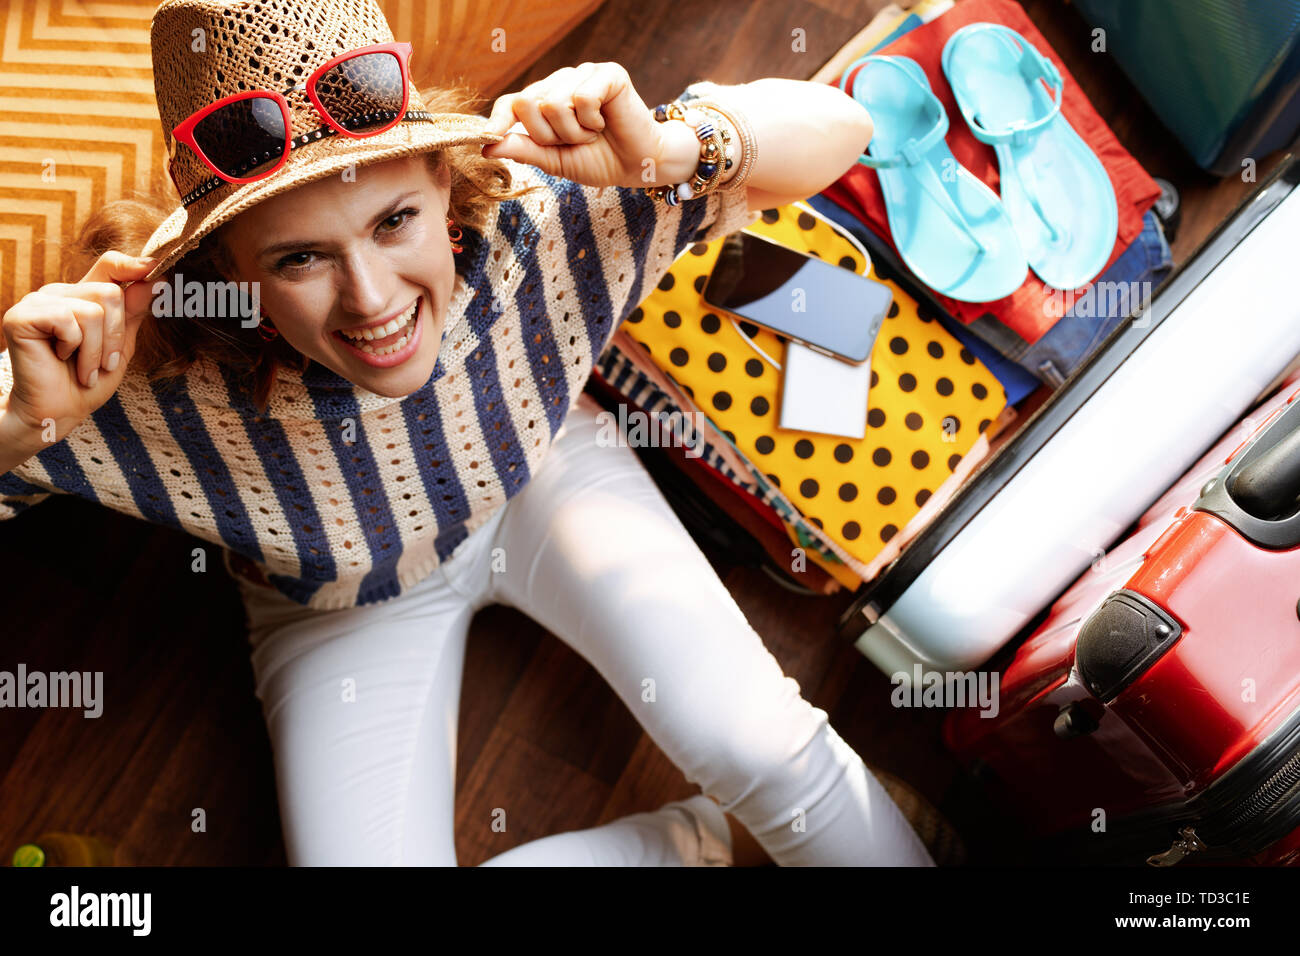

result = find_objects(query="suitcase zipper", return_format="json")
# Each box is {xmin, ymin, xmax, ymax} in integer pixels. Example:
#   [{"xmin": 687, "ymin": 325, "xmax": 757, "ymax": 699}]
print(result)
[
  {"xmin": 1198, "ymin": 745, "xmax": 1300, "ymax": 846},
  {"xmin": 1147, "ymin": 827, "xmax": 1206, "ymax": 866},
  {"xmin": 1145, "ymin": 729, "xmax": 1300, "ymax": 866}
]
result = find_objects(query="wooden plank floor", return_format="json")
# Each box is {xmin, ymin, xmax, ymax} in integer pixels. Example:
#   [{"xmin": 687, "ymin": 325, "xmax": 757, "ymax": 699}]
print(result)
[{"xmin": 1, "ymin": 0, "xmax": 1293, "ymax": 866}]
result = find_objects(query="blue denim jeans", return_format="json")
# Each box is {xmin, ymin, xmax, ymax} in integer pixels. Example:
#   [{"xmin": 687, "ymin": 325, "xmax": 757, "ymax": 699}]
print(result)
[{"xmin": 966, "ymin": 211, "xmax": 1175, "ymax": 388}]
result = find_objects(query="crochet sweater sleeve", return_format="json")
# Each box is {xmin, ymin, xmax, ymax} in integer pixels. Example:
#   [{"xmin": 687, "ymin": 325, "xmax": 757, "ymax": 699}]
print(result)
[
  {"xmin": 0, "ymin": 464, "xmax": 52, "ymax": 520},
  {"xmin": 0, "ymin": 362, "xmax": 56, "ymax": 519}
]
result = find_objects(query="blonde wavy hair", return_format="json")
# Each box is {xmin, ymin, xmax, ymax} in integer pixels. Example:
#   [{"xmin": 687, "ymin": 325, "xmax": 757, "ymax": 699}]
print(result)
[{"xmin": 65, "ymin": 82, "xmax": 544, "ymax": 412}]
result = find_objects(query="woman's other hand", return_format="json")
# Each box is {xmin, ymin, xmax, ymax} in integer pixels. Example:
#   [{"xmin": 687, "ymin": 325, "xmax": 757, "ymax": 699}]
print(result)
[
  {"xmin": 481, "ymin": 62, "xmax": 667, "ymax": 189},
  {"xmin": 1, "ymin": 250, "xmax": 156, "ymax": 448}
]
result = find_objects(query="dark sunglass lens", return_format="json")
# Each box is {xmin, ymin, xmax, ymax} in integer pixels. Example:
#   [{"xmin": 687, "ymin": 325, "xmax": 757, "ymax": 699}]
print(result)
[
  {"xmin": 192, "ymin": 95, "xmax": 286, "ymax": 178},
  {"xmin": 315, "ymin": 52, "xmax": 405, "ymax": 133}
]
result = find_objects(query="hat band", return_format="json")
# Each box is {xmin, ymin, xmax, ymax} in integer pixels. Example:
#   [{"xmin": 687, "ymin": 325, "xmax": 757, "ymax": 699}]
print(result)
[{"xmin": 179, "ymin": 109, "xmax": 436, "ymax": 208}]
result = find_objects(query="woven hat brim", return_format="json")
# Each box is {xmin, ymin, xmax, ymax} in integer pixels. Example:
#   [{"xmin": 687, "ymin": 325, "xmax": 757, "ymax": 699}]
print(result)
[{"xmin": 141, "ymin": 115, "xmax": 505, "ymax": 284}]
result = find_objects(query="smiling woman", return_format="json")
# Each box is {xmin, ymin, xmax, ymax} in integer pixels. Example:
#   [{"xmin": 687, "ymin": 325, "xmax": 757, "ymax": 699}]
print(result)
[{"xmin": 0, "ymin": 0, "xmax": 933, "ymax": 871}]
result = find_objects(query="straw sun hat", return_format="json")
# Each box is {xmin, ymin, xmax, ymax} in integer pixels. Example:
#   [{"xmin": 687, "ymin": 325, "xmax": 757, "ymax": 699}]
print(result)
[{"xmin": 139, "ymin": 0, "xmax": 506, "ymax": 284}]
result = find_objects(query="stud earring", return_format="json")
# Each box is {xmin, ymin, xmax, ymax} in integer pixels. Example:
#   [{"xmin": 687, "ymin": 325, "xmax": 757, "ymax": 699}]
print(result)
[
  {"xmin": 256, "ymin": 311, "xmax": 279, "ymax": 341},
  {"xmin": 447, "ymin": 215, "xmax": 463, "ymax": 254}
]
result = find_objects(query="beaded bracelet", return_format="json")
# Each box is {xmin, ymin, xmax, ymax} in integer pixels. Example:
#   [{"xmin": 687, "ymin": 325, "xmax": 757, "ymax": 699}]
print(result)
[
  {"xmin": 680, "ymin": 82, "xmax": 757, "ymax": 194},
  {"xmin": 642, "ymin": 100, "xmax": 732, "ymax": 206},
  {"xmin": 685, "ymin": 98, "xmax": 757, "ymax": 194}
]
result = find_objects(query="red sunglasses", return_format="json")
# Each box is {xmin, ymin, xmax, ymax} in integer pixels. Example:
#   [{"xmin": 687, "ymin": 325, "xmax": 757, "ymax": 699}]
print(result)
[{"xmin": 171, "ymin": 41, "xmax": 420, "ymax": 202}]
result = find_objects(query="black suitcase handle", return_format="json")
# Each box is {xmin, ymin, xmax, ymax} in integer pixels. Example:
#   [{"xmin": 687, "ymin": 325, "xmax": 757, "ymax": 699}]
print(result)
[
  {"xmin": 1196, "ymin": 395, "xmax": 1300, "ymax": 548},
  {"xmin": 1227, "ymin": 420, "xmax": 1300, "ymax": 520}
]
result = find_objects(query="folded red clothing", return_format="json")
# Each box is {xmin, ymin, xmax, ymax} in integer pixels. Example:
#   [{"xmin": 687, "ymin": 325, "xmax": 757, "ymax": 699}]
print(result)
[{"xmin": 821, "ymin": 0, "xmax": 1161, "ymax": 346}]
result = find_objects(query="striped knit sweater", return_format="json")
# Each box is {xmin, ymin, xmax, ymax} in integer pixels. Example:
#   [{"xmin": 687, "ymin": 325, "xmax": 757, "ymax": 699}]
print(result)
[{"xmin": 0, "ymin": 157, "xmax": 761, "ymax": 609}]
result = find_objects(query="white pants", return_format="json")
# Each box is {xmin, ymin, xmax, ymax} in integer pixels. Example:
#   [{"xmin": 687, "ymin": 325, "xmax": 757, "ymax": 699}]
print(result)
[{"xmin": 236, "ymin": 392, "xmax": 934, "ymax": 867}]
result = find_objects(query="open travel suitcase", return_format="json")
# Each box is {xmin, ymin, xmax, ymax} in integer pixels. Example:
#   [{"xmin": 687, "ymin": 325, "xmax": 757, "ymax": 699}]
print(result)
[
  {"xmin": 943, "ymin": 364, "xmax": 1300, "ymax": 867},
  {"xmin": 837, "ymin": 155, "xmax": 1300, "ymax": 677},
  {"xmin": 584, "ymin": 1, "xmax": 1300, "ymax": 682}
]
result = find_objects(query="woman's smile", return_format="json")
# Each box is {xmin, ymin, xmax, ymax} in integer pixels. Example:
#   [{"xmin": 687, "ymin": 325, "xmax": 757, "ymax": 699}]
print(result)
[{"xmin": 332, "ymin": 294, "xmax": 425, "ymax": 368}]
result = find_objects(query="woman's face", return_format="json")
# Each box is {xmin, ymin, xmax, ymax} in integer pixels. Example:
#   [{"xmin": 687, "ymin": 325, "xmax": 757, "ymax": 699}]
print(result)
[{"xmin": 219, "ymin": 154, "xmax": 456, "ymax": 398}]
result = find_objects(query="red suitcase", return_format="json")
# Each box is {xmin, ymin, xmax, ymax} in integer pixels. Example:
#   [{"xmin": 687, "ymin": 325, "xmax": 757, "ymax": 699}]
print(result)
[{"xmin": 945, "ymin": 365, "xmax": 1300, "ymax": 867}]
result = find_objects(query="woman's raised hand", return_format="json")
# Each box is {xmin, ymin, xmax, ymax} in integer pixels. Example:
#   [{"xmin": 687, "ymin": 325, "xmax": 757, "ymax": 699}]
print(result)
[
  {"xmin": 481, "ymin": 62, "xmax": 667, "ymax": 189},
  {"xmin": 1, "ymin": 251, "xmax": 157, "ymax": 448}
]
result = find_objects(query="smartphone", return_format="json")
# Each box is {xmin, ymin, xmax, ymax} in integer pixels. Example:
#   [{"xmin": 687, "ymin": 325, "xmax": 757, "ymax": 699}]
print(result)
[{"xmin": 700, "ymin": 229, "xmax": 892, "ymax": 364}]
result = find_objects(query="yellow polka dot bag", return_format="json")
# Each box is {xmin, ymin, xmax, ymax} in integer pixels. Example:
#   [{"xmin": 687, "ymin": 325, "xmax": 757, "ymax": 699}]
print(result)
[{"xmin": 615, "ymin": 202, "xmax": 1008, "ymax": 571}]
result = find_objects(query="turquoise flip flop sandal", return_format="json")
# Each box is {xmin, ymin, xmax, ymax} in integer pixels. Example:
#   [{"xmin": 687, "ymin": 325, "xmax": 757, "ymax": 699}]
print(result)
[
  {"xmin": 942, "ymin": 23, "xmax": 1118, "ymax": 291},
  {"xmin": 840, "ymin": 54, "xmax": 1027, "ymax": 303}
]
